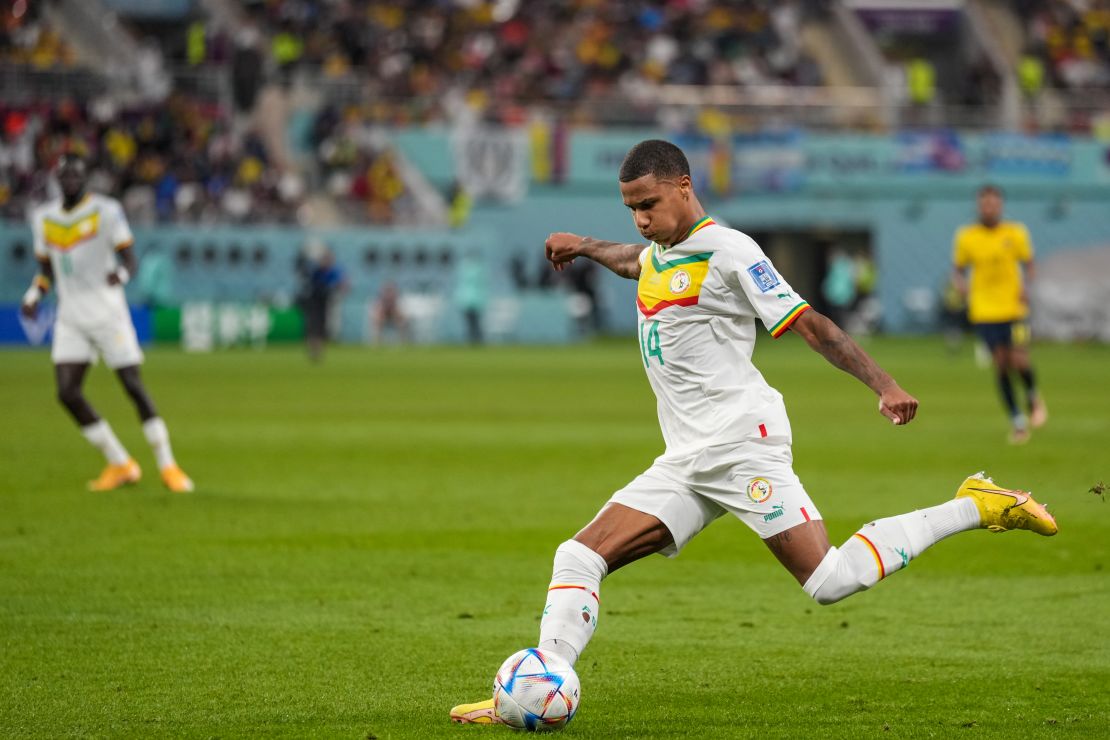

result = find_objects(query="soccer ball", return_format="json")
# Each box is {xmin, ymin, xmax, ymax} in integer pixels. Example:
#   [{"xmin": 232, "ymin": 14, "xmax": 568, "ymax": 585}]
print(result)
[{"xmin": 493, "ymin": 648, "xmax": 580, "ymax": 731}]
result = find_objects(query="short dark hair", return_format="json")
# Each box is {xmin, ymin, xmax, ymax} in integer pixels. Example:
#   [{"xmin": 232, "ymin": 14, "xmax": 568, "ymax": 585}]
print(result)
[
  {"xmin": 978, "ymin": 183, "xmax": 1003, "ymax": 198},
  {"xmin": 619, "ymin": 139, "xmax": 690, "ymax": 183}
]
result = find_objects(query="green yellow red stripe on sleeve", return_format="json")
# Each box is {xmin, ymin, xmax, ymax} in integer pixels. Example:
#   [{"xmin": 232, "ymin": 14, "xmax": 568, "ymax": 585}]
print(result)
[{"xmin": 769, "ymin": 302, "xmax": 811, "ymax": 338}]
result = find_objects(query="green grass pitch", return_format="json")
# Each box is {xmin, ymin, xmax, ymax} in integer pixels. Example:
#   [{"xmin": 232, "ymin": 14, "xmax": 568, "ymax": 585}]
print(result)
[{"xmin": 1, "ymin": 337, "xmax": 1108, "ymax": 738}]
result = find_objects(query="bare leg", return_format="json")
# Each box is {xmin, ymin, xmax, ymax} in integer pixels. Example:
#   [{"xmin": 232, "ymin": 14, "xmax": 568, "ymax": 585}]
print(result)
[
  {"xmin": 537, "ymin": 503, "xmax": 674, "ymax": 666},
  {"xmin": 763, "ymin": 520, "xmax": 832, "ymax": 585},
  {"xmin": 55, "ymin": 362, "xmax": 98, "ymax": 426},
  {"xmin": 991, "ymin": 345, "xmax": 1022, "ymax": 426},
  {"xmin": 57, "ymin": 362, "xmax": 132, "ymax": 468},
  {"xmin": 573, "ymin": 502, "xmax": 675, "ymax": 572},
  {"xmin": 115, "ymin": 365, "xmax": 158, "ymax": 422}
]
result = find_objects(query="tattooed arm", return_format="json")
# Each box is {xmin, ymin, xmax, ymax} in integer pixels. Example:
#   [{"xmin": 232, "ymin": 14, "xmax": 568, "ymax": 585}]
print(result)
[
  {"xmin": 789, "ymin": 309, "xmax": 919, "ymax": 425},
  {"xmin": 545, "ymin": 232, "xmax": 643, "ymax": 280}
]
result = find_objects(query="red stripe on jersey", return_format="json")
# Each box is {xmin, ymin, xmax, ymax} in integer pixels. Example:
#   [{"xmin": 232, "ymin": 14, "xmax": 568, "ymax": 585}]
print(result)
[
  {"xmin": 801, "ymin": 507, "xmax": 811, "ymax": 522},
  {"xmin": 758, "ymin": 423, "xmax": 767, "ymax": 438}
]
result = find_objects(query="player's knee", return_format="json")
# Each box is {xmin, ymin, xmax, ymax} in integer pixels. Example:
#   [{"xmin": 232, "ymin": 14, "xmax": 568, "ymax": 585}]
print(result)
[
  {"xmin": 801, "ymin": 547, "xmax": 859, "ymax": 606},
  {"xmin": 809, "ymin": 586, "xmax": 848, "ymax": 606},
  {"xmin": 120, "ymin": 375, "xmax": 144, "ymax": 399},
  {"xmin": 57, "ymin": 385, "xmax": 83, "ymax": 409},
  {"xmin": 553, "ymin": 540, "xmax": 608, "ymax": 583}
]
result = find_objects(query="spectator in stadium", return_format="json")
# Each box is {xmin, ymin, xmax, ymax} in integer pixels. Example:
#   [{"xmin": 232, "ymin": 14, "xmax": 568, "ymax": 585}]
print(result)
[
  {"xmin": 371, "ymin": 281, "xmax": 410, "ymax": 346},
  {"xmin": 455, "ymin": 250, "xmax": 487, "ymax": 345},
  {"xmin": 565, "ymin": 256, "xmax": 603, "ymax": 335},
  {"xmin": 296, "ymin": 241, "xmax": 348, "ymax": 363},
  {"xmin": 821, "ymin": 249, "xmax": 857, "ymax": 329}
]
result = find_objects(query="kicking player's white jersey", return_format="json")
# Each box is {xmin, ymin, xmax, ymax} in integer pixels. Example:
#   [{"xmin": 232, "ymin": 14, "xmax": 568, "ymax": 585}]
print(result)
[
  {"xmin": 611, "ymin": 216, "xmax": 819, "ymax": 551},
  {"xmin": 31, "ymin": 193, "xmax": 142, "ymax": 368},
  {"xmin": 635, "ymin": 216, "xmax": 811, "ymax": 456},
  {"xmin": 31, "ymin": 193, "xmax": 134, "ymax": 327}
]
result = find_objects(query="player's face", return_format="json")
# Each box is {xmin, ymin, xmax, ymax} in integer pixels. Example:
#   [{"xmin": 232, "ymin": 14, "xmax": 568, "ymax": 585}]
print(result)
[
  {"xmin": 56, "ymin": 161, "xmax": 87, "ymax": 201},
  {"xmin": 978, "ymin": 191, "xmax": 1003, "ymax": 225},
  {"xmin": 619, "ymin": 174, "xmax": 693, "ymax": 246}
]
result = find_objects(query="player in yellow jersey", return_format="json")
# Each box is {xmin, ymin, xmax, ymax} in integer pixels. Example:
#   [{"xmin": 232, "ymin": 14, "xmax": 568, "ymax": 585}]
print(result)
[
  {"xmin": 952, "ymin": 185, "xmax": 1047, "ymax": 444},
  {"xmin": 20, "ymin": 154, "xmax": 194, "ymax": 493},
  {"xmin": 450, "ymin": 141, "xmax": 1057, "ymax": 725}
]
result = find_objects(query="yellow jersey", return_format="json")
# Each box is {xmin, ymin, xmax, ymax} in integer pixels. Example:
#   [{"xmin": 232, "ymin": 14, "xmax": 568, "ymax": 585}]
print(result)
[{"xmin": 952, "ymin": 221, "xmax": 1033, "ymax": 323}]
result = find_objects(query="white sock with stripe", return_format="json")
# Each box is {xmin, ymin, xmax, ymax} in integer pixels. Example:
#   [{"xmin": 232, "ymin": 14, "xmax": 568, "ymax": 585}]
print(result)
[
  {"xmin": 142, "ymin": 417, "xmax": 176, "ymax": 470},
  {"xmin": 81, "ymin": 420, "xmax": 130, "ymax": 465},
  {"xmin": 538, "ymin": 540, "xmax": 608, "ymax": 666},
  {"xmin": 803, "ymin": 498, "xmax": 980, "ymax": 605}
]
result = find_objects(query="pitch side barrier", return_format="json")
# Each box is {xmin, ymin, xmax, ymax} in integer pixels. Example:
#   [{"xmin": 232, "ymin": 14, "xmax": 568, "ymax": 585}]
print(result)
[
  {"xmin": 0, "ymin": 225, "xmax": 577, "ymax": 348},
  {"xmin": 396, "ymin": 127, "xmax": 1110, "ymax": 333}
]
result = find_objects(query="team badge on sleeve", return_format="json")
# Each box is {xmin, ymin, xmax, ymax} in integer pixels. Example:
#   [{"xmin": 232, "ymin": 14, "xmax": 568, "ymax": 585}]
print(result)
[{"xmin": 747, "ymin": 260, "xmax": 780, "ymax": 293}]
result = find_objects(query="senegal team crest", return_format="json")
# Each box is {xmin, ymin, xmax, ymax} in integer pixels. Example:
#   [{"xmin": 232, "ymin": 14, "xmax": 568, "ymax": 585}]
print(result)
[
  {"xmin": 669, "ymin": 270, "xmax": 691, "ymax": 294},
  {"xmin": 747, "ymin": 477, "xmax": 773, "ymax": 503}
]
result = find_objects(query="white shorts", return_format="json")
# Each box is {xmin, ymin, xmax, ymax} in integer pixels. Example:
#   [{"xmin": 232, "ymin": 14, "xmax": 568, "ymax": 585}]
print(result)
[
  {"xmin": 608, "ymin": 438, "xmax": 821, "ymax": 557},
  {"xmin": 52, "ymin": 318, "xmax": 144, "ymax": 369}
]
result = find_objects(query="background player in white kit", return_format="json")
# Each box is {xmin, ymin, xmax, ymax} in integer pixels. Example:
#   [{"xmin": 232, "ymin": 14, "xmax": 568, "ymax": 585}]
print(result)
[
  {"xmin": 450, "ymin": 140, "xmax": 1057, "ymax": 725},
  {"xmin": 20, "ymin": 154, "xmax": 194, "ymax": 493}
]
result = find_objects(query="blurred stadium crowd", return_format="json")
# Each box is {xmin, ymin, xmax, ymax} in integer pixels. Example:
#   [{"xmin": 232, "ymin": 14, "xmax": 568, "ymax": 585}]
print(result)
[
  {"xmin": 1, "ymin": 0, "xmax": 1108, "ymax": 226},
  {"xmin": 228, "ymin": 0, "xmax": 826, "ymax": 110},
  {"xmin": 0, "ymin": 94, "xmax": 301, "ymax": 223},
  {"xmin": 1021, "ymin": 0, "xmax": 1110, "ymax": 89}
]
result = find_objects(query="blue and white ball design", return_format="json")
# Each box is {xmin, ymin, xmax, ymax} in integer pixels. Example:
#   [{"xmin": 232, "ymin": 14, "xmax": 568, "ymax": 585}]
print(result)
[{"xmin": 493, "ymin": 648, "xmax": 580, "ymax": 732}]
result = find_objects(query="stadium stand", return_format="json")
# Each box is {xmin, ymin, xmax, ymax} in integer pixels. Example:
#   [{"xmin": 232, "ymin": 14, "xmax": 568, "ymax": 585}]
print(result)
[
  {"xmin": 0, "ymin": 0, "xmax": 75, "ymax": 69},
  {"xmin": 0, "ymin": 94, "xmax": 300, "ymax": 224},
  {"xmin": 1019, "ymin": 0, "xmax": 1110, "ymax": 89}
]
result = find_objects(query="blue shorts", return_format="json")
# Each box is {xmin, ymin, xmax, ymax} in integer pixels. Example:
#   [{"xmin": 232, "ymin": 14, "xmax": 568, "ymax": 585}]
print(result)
[{"xmin": 973, "ymin": 321, "xmax": 1029, "ymax": 350}]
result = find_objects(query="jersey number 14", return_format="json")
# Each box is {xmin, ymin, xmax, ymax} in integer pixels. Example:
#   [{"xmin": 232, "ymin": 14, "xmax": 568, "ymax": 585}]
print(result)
[{"xmin": 639, "ymin": 320, "xmax": 664, "ymax": 367}]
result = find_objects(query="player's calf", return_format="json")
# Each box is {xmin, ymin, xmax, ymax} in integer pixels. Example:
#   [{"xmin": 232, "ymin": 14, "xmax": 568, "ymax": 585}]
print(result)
[{"xmin": 803, "ymin": 483, "xmax": 984, "ymax": 605}]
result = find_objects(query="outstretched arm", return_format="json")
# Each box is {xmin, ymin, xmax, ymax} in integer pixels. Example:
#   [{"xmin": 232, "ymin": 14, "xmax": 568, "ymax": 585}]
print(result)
[
  {"xmin": 545, "ymin": 232, "xmax": 643, "ymax": 280},
  {"xmin": 789, "ymin": 309, "xmax": 919, "ymax": 425}
]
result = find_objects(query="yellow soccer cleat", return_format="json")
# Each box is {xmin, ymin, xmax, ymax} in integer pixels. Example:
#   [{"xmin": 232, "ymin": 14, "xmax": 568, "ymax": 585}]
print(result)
[
  {"xmin": 449, "ymin": 698, "xmax": 502, "ymax": 725},
  {"xmin": 88, "ymin": 459, "xmax": 142, "ymax": 491},
  {"xmin": 160, "ymin": 464, "xmax": 194, "ymax": 493},
  {"xmin": 955, "ymin": 472, "xmax": 1058, "ymax": 536}
]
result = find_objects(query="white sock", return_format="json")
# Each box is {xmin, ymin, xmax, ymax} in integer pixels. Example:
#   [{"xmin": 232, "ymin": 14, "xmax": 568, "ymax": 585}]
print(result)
[
  {"xmin": 538, "ymin": 540, "xmax": 608, "ymax": 666},
  {"xmin": 804, "ymin": 498, "xmax": 980, "ymax": 605},
  {"xmin": 81, "ymin": 420, "xmax": 130, "ymax": 465},
  {"xmin": 142, "ymin": 417, "xmax": 176, "ymax": 469}
]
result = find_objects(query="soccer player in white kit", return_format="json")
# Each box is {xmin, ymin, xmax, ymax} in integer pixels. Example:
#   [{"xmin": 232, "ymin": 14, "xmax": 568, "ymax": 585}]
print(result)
[
  {"xmin": 20, "ymin": 154, "xmax": 194, "ymax": 493},
  {"xmin": 450, "ymin": 140, "xmax": 1057, "ymax": 725}
]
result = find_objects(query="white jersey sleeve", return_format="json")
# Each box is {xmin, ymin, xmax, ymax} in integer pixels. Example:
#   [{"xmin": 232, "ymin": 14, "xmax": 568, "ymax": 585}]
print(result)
[
  {"xmin": 720, "ymin": 231, "xmax": 812, "ymax": 338},
  {"xmin": 30, "ymin": 205, "xmax": 47, "ymax": 261},
  {"xmin": 103, "ymin": 198, "xmax": 134, "ymax": 250}
]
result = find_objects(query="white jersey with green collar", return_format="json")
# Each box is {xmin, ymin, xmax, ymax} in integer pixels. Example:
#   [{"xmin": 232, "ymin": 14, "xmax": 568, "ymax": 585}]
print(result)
[
  {"xmin": 634, "ymin": 216, "xmax": 811, "ymax": 457},
  {"xmin": 31, "ymin": 193, "xmax": 135, "ymax": 327}
]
